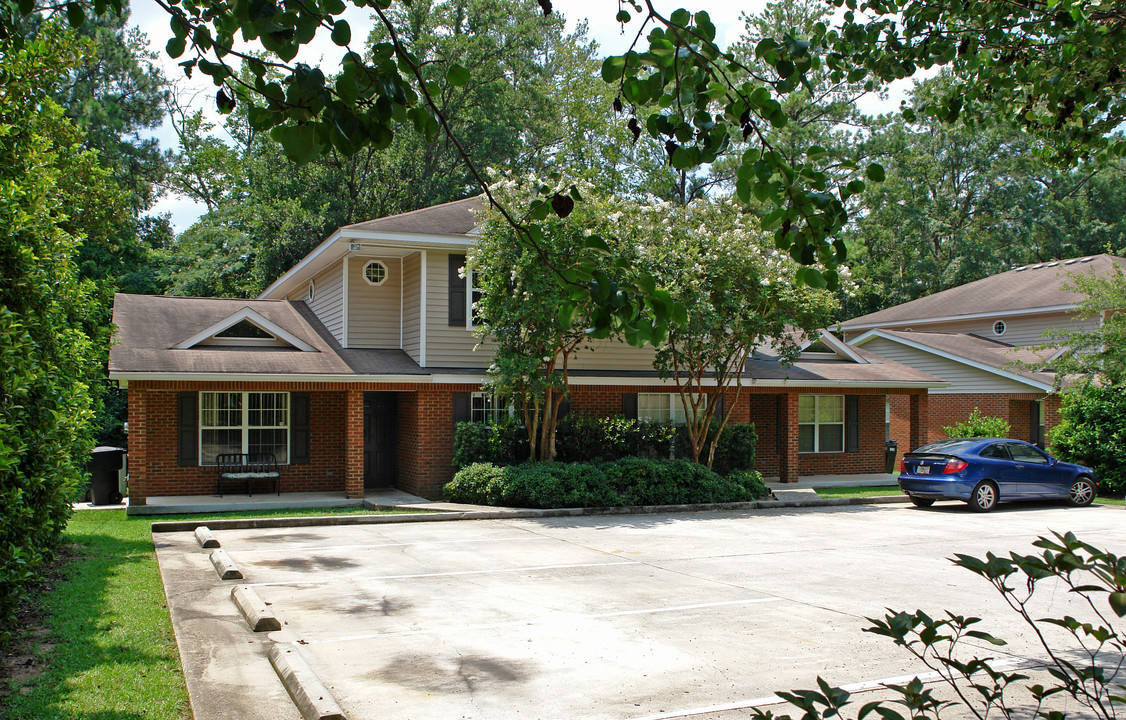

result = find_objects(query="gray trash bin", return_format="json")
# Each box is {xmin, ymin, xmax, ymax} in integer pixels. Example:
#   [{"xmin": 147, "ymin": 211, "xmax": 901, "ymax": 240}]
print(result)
[
  {"xmin": 87, "ymin": 446, "xmax": 126, "ymax": 505},
  {"xmin": 885, "ymin": 440, "xmax": 898, "ymax": 474}
]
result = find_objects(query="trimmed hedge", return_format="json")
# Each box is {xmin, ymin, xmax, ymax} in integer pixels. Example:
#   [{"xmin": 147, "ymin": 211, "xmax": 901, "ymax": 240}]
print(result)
[
  {"xmin": 443, "ymin": 457, "xmax": 769, "ymax": 509},
  {"xmin": 1051, "ymin": 382, "xmax": 1126, "ymax": 494},
  {"xmin": 455, "ymin": 413, "xmax": 758, "ymax": 476}
]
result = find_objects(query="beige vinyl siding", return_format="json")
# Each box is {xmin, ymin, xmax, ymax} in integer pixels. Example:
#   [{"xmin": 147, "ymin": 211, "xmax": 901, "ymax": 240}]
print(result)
[
  {"xmin": 402, "ymin": 252, "xmax": 421, "ymax": 362},
  {"xmin": 569, "ymin": 340, "xmax": 657, "ymax": 371},
  {"xmin": 425, "ymin": 250, "xmax": 492, "ymax": 367},
  {"xmin": 292, "ymin": 265, "xmax": 344, "ymax": 344},
  {"xmin": 846, "ymin": 310, "xmax": 1096, "ymax": 347},
  {"xmin": 349, "ymin": 256, "xmax": 402, "ymax": 349},
  {"xmin": 862, "ymin": 337, "xmax": 1037, "ymax": 394}
]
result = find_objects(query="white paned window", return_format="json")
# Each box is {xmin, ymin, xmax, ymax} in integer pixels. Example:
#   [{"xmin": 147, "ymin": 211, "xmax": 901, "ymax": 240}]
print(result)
[
  {"xmin": 637, "ymin": 393, "xmax": 704, "ymax": 424},
  {"xmin": 468, "ymin": 270, "xmax": 484, "ymax": 328},
  {"xmin": 363, "ymin": 260, "xmax": 388, "ymax": 286},
  {"xmin": 471, "ymin": 392, "xmax": 509, "ymax": 426},
  {"xmin": 200, "ymin": 391, "xmax": 289, "ymax": 464},
  {"xmin": 798, "ymin": 395, "xmax": 844, "ymax": 453}
]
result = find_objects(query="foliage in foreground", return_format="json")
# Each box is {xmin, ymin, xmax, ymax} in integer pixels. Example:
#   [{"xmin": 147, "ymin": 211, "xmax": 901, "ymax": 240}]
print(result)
[
  {"xmin": 443, "ymin": 458, "xmax": 768, "ymax": 509},
  {"xmin": 1051, "ymin": 382, "xmax": 1126, "ymax": 494},
  {"xmin": 942, "ymin": 408, "xmax": 1012, "ymax": 440},
  {"xmin": 0, "ymin": 25, "xmax": 106, "ymax": 639},
  {"xmin": 749, "ymin": 531, "xmax": 1125, "ymax": 720}
]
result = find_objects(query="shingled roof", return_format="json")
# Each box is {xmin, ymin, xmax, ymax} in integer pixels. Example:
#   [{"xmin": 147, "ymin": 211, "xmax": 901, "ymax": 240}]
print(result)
[
  {"xmin": 109, "ymin": 294, "xmax": 426, "ymax": 378},
  {"xmin": 841, "ymin": 254, "xmax": 1126, "ymax": 329},
  {"xmin": 342, "ymin": 196, "xmax": 483, "ymax": 235}
]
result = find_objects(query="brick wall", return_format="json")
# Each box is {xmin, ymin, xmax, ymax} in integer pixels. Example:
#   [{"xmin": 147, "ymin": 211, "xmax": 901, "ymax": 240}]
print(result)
[{"xmin": 887, "ymin": 392, "xmax": 1060, "ymax": 467}]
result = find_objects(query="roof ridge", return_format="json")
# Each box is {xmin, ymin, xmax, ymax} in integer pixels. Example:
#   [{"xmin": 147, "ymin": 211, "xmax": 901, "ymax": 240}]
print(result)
[{"xmin": 344, "ymin": 195, "xmax": 482, "ymax": 227}]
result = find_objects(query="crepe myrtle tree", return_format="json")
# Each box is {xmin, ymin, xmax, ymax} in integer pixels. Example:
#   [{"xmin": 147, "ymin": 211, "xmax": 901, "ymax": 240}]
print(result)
[
  {"xmin": 626, "ymin": 197, "xmax": 842, "ymax": 468},
  {"xmin": 469, "ymin": 173, "xmax": 602, "ymax": 463}
]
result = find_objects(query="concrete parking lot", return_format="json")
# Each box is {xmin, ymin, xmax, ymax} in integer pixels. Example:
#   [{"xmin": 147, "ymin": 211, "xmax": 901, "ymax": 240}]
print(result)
[{"xmin": 153, "ymin": 502, "xmax": 1125, "ymax": 720}]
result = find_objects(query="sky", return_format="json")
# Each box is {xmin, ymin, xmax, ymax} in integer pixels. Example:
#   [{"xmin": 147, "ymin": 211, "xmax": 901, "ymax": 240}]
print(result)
[{"xmin": 127, "ymin": 1, "xmax": 903, "ymax": 231}]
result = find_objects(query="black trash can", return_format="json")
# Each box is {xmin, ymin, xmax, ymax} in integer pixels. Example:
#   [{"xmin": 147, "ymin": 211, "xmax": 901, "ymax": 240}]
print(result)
[
  {"xmin": 86, "ymin": 446, "xmax": 126, "ymax": 505},
  {"xmin": 885, "ymin": 440, "xmax": 899, "ymax": 474}
]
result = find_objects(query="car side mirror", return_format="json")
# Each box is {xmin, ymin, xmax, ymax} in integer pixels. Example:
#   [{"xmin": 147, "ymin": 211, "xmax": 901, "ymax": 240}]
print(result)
[{"xmin": 1048, "ymin": 457, "xmax": 1057, "ymax": 466}]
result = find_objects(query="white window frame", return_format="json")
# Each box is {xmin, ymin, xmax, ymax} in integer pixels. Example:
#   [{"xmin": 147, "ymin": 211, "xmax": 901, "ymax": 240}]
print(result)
[
  {"xmin": 637, "ymin": 393, "xmax": 704, "ymax": 424},
  {"xmin": 199, "ymin": 391, "xmax": 290, "ymax": 465},
  {"xmin": 467, "ymin": 269, "xmax": 483, "ymax": 329},
  {"xmin": 363, "ymin": 260, "xmax": 389, "ymax": 286},
  {"xmin": 307, "ymin": 280, "xmax": 315, "ymax": 302},
  {"xmin": 470, "ymin": 391, "xmax": 511, "ymax": 426},
  {"xmin": 798, "ymin": 394, "xmax": 845, "ymax": 454}
]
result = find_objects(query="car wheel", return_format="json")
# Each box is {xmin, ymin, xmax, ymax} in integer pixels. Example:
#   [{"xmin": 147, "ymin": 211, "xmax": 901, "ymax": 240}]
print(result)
[
  {"xmin": 909, "ymin": 496, "xmax": 934, "ymax": 508},
  {"xmin": 1068, "ymin": 477, "xmax": 1095, "ymax": 507},
  {"xmin": 968, "ymin": 482, "xmax": 998, "ymax": 512}
]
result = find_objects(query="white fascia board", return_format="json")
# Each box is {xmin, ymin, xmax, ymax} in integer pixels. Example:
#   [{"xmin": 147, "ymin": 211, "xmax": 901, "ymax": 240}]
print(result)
[
  {"xmin": 849, "ymin": 329, "xmax": 1053, "ymax": 392},
  {"xmin": 173, "ymin": 307, "xmax": 317, "ymax": 352},
  {"xmin": 259, "ymin": 230, "xmax": 346, "ymax": 299},
  {"xmin": 840, "ymin": 304, "xmax": 1079, "ymax": 332},
  {"xmin": 109, "ymin": 372, "xmax": 433, "ymax": 384},
  {"xmin": 340, "ymin": 230, "xmax": 476, "ymax": 247},
  {"xmin": 564, "ymin": 375, "xmax": 944, "ymax": 389},
  {"xmin": 817, "ymin": 330, "xmax": 869, "ymax": 364}
]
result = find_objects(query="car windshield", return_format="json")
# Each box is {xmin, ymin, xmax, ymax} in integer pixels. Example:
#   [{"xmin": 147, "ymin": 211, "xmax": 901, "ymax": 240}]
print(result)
[{"xmin": 912, "ymin": 439, "xmax": 978, "ymax": 455}]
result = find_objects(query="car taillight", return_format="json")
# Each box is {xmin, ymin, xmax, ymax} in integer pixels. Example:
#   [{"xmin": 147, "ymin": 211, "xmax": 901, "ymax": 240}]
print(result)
[
  {"xmin": 943, "ymin": 458, "xmax": 968, "ymax": 474},
  {"xmin": 899, "ymin": 458, "xmax": 906, "ymax": 473}
]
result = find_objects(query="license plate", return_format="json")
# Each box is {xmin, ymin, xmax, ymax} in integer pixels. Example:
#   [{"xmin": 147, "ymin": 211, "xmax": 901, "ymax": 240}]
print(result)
[{"xmin": 917, "ymin": 465, "xmax": 930, "ymax": 475}]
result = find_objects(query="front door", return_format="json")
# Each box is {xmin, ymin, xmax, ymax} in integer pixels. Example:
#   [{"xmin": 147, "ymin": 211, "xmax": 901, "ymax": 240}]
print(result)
[{"xmin": 363, "ymin": 392, "xmax": 397, "ymax": 488}]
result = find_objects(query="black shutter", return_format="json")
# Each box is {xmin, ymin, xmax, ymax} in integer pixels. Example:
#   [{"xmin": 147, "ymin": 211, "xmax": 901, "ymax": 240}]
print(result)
[
  {"xmin": 621, "ymin": 393, "xmax": 638, "ymax": 419},
  {"xmin": 452, "ymin": 392, "xmax": 471, "ymax": 429},
  {"xmin": 448, "ymin": 254, "xmax": 467, "ymax": 326},
  {"xmin": 178, "ymin": 392, "xmax": 198, "ymax": 466},
  {"xmin": 776, "ymin": 397, "xmax": 784, "ymax": 455},
  {"xmin": 557, "ymin": 396, "xmax": 571, "ymax": 418},
  {"xmin": 291, "ymin": 392, "xmax": 311, "ymax": 464},
  {"xmin": 1030, "ymin": 401, "xmax": 1042, "ymax": 447},
  {"xmin": 846, "ymin": 396, "xmax": 860, "ymax": 453},
  {"xmin": 713, "ymin": 394, "xmax": 726, "ymax": 423}
]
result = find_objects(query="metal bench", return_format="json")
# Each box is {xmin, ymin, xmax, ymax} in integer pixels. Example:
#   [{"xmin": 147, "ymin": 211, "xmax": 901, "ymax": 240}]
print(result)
[{"xmin": 215, "ymin": 453, "xmax": 281, "ymax": 497}]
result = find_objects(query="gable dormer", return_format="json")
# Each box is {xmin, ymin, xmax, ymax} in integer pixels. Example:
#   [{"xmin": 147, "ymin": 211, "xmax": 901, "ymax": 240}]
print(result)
[{"xmin": 173, "ymin": 307, "xmax": 316, "ymax": 351}]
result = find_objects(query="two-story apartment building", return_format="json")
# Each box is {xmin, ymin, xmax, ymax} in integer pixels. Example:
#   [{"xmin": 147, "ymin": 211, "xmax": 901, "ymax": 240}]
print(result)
[
  {"xmin": 111, "ymin": 197, "xmax": 945, "ymax": 505},
  {"xmin": 841, "ymin": 254, "xmax": 1126, "ymax": 457}
]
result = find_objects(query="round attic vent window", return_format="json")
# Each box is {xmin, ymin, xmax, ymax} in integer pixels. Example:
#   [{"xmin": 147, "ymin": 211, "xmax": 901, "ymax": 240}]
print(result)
[
  {"xmin": 993, "ymin": 320, "xmax": 1006, "ymax": 336},
  {"xmin": 363, "ymin": 260, "xmax": 388, "ymax": 286}
]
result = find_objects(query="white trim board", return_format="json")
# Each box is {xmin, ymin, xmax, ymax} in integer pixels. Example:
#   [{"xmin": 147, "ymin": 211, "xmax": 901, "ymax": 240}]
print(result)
[
  {"xmin": 840, "ymin": 304, "xmax": 1079, "ymax": 333},
  {"xmin": 172, "ymin": 307, "xmax": 317, "ymax": 353}
]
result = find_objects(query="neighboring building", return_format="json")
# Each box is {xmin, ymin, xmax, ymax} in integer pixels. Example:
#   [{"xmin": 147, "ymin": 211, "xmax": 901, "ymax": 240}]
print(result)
[
  {"xmin": 110, "ymin": 197, "xmax": 944, "ymax": 506},
  {"xmin": 842, "ymin": 254, "xmax": 1126, "ymax": 456}
]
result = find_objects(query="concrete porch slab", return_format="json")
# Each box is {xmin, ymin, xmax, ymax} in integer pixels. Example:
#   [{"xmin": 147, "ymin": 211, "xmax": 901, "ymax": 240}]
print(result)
[
  {"xmin": 765, "ymin": 472, "xmax": 899, "ymax": 489},
  {"xmin": 127, "ymin": 490, "xmax": 371, "ymax": 516}
]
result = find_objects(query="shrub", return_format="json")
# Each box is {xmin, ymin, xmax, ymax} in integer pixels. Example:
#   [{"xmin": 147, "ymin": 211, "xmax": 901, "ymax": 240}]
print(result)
[
  {"xmin": 1051, "ymin": 382, "xmax": 1126, "ymax": 494},
  {"xmin": 942, "ymin": 407, "xmax": 1011, "ymax": 438},
  {"xmin": 555, "ymin": 414, "xmax": 677, "ymax": 462},
  {"xmin": 451, "ymin": 419, "xmax": 526, "ymax": 469},
  {"xmin": 708, "ymin": 423, "xmax": 758, "ymax": 475},
  {"xmin": 443, "ymin": 458, "xmax": 770, "ymax": 508}
]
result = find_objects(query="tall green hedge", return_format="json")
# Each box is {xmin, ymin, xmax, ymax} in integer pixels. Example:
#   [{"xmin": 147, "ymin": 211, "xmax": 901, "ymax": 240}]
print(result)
[
  {"xmin": 0, "ymin": 28, "xmax": 104, "ymax": 635},
  {"xmin": 1051, "ymin": 382, "xmax": 1126, "ymax": 494}
]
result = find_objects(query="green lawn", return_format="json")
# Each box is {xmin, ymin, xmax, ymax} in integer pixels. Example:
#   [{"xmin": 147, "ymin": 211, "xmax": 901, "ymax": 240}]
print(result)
[
  {"xmin": 814, "ymin": 485, "xmax": 901, "ymax": 498},
  {"xmin": 0, "ymin": 506, "xmax": 416, "ymax": 719}
]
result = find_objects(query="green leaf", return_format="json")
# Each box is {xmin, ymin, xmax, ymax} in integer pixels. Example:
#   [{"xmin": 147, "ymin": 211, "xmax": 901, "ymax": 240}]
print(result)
[
  {"xmin": 331, "ymin": 20, "xmax": 351, "ymax": 46},
  {"xmin": 866, "ymin": 163, "xmax": 886, "ymax": 182},
  {"xmin": 166, "ymin": 36, "xmax": 187, "ymax": 59},
  {"xmin": 447, "ymin": 63, "xmax": 471, "ymax": 87},
  {"xmin": 65, "ymin": 2, "xmax": 85, "ymax": 27},
  {"xmin": 1110, "ymin": 592, "xmax": 1126, "ymax": 617},
  {"xmin": 270, "ymin": 123, "xmax": 325, "ymax": 165},
  {"xmin": 601, "ymin": 56, "xmax": 626, "ymax": 83}
]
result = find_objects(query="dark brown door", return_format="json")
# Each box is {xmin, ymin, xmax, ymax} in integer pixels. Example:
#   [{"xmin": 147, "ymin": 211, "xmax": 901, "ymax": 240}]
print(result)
[{"xmin": 363, "ymin": 392, "xmax": 397, "ymax": 488}]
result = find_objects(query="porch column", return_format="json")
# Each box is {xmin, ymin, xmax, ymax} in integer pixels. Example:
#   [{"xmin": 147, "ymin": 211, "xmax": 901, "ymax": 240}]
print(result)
[
  {"xmin": 126, "ymin": 387, "xmax": 147, "ymax": 506},
  {"xmin": 778, "ymin": 393, "xmax": 800, "ymax": 483},
  {"xmin": 344, "ymin": 388, "xmax": 364, "ymax": 499},
  {"xmin": 909, "ymin": 392, "xmax": 929, "ymax": 451}
]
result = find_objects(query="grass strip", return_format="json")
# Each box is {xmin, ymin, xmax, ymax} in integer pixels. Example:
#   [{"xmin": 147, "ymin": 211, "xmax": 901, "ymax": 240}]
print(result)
[
  {"xmin": 1, "ymin": 505, "xmax": 405, "ymax": 719},
  {"xmin": 815, "ymin": 485, "xmax": 901, "ymax": 499}
]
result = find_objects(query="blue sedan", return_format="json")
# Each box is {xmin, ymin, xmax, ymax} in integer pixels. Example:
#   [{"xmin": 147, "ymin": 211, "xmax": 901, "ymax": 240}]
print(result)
[{"xmin": 898, "ymin": 438, "xmax": 1097, "ymax": 512}]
